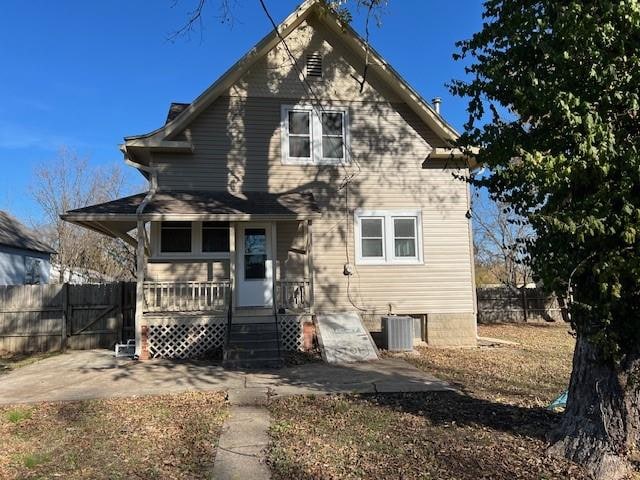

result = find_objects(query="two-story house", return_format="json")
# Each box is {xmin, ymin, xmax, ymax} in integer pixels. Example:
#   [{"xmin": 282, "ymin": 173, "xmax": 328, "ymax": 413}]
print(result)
[{"xmin": 63, "ymin": 0, "xmax": 477, "ymax": 365}]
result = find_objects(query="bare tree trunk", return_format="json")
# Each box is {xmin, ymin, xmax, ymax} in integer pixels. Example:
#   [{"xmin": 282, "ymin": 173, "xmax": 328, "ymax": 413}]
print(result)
[{"xmin": 549, "ymin": 332, "xmax": 640, "ymax": 479}]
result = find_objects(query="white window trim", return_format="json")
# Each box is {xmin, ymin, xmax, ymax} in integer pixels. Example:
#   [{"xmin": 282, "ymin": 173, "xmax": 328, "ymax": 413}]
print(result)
[
  {"xmin": 354, "ymin": 209, "xmax": 423, "ymax": 265},
  {"xmin": 281, "ymin": 104, "xmax": 350, "ymax": 165},
  {"xmin": 152, "ymin": 221, "xmax": 231, "ymax": 260}
]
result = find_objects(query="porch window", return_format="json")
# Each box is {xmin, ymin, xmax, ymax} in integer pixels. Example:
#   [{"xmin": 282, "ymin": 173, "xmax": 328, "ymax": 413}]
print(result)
[
  {"xmin": 202, "ymin": 221, "xmax": 230, "ymax": 253},
  {"xmin": 281, "ymin": 105, "xmax": 349, "ymax": 165},
  {"xmin": 160, "ymin": 221, "xmax": 192, "ymax": 253},
  {"xmin": 355, "ymin": 210, "xmax": 423, "ymax": 265}
]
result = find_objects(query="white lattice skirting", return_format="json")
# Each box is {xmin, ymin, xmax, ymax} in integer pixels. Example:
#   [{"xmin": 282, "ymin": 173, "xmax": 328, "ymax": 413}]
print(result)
[
  {"xmin": 147, "ymin": 315, "xmax": 310, "ymax": 359},
  {"xmin": 278, "ymin": 315, "xmax": 307, "ymax": 352},
  {"xmin": 148, "ymin": 319, "xmax": 226, "ymax": 359}
]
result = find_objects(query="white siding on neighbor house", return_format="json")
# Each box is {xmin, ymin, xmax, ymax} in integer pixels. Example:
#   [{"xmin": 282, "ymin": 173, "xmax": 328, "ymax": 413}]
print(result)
[
  {"xmin": 147, "ymin": 13, "xmax": 475, "ymax": 316},
  {"xmin": 0, "ymin": 246, "xmax": 51, "ymax": 285}
]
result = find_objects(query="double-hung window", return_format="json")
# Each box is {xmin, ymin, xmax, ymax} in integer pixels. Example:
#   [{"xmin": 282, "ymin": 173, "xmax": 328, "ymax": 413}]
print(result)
[
  {"xmin": 157, "ymin": 221, "xmax": 230, "ymax": 258},
  {"xmin": 355, "ymin": 210, "xmax": 422, "ymax": 265},
  {"xmin": 287, "ymin": 110, "xmax": 312, "ymax": 160},
  {"xmin": 282, "ymin": 105, "xmax": 348, "ymax": 164},
  {"xmin": 321, "ymin": 112, "xmax": 345, "ymax": 160}
]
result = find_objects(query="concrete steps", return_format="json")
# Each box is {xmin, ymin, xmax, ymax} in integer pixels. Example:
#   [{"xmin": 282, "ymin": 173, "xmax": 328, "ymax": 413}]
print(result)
[{"xmin": 224, "ymin": 321, "xmax": 283, "ymax": 369}]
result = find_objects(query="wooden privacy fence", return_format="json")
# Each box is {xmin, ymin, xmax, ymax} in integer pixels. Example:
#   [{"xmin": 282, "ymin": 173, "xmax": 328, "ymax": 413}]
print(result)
[
  {"xmin": 476, "ymin": 286, "xmax": 568, "ymax": 324},
  {"xmin": 0, "ymin": 282, "xmax": 135, "ymax": 353}
]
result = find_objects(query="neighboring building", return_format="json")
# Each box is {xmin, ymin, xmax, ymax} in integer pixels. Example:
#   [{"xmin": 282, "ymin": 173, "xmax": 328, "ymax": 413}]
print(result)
[
  {"xmin": 62, "ymin": 0, "xmax": 477, "ymax": 362},
  {"xmin": 50, "ymin": 264, "xmax": 114, "ymax": 285},
  {"xmin": 0, "ymin": 211, "xmax": 55, "ymax": 285}
]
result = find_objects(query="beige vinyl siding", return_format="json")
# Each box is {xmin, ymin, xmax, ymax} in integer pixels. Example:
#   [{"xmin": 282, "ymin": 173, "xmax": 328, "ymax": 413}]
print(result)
[
  {"xmin": 147, "ymin": 260, "xmax": 229, "ymax": 282},
  {"xmin": 277, "ymin": 221, "xmax": 306, "ymax": 281},
  {"xmin": 225, "ymin": 15, "xmax": 403, "ymax": 104},
  {"xmin": 147, "ymin": 13, "xmax": 475, "ymax": 316}
]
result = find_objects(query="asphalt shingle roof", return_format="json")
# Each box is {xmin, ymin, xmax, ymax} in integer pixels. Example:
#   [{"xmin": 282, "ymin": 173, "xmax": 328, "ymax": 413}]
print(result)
[
  {"xmin": 0, "ymin": 211, "xmax": 56, "ymax": 254},
  {"xmin": 64, "ymin": 191, "xmax": 321, "ymax": 218}
]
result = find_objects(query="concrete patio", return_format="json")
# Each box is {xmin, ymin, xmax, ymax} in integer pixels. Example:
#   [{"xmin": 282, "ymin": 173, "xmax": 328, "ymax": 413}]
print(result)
[{"xmin": 0, "ymin": 349, "xmax": 453, "ymax": 405}]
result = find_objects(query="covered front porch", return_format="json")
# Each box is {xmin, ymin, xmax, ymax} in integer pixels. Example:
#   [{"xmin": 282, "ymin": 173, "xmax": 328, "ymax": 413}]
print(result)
[{"xmin": 62, "ymin": 190, "xmax": 321, "ymax": 360}]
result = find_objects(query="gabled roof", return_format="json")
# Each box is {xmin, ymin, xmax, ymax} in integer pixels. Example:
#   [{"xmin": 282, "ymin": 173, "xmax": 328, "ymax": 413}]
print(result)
[
  {"xmin": 123, "ymin": 0, "xmax": 459, "ymax": 149},
  {"xmin": 0, "ymin": 211, "xmax": 56, "ymax": 254}
]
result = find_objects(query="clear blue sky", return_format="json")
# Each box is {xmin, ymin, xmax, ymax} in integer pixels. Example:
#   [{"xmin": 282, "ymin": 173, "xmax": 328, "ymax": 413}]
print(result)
[{"xmin": 0, "ymin": 0, "xmax": 484, "ymax": 223}]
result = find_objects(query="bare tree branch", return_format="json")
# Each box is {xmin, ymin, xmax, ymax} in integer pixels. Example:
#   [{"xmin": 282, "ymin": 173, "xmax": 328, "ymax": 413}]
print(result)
[
  {"xmin": 472, "ymin": 187, "xmax": 533, "ymax": 289},
  {"xmin": 30, "ymin": 148, "xmax": 136, "ymax": 283}
]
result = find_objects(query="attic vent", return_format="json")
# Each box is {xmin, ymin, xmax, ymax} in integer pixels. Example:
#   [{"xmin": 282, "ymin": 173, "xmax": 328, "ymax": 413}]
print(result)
[{"xmin": 306, "ymin": 53, "xmax": 323, "ymax": 79}]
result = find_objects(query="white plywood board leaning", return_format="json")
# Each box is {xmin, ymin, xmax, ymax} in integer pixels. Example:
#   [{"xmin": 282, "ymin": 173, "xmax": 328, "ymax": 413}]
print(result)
[{"xmin": 315, "ymin": 312, "xmax": 379, "ymax": 364}]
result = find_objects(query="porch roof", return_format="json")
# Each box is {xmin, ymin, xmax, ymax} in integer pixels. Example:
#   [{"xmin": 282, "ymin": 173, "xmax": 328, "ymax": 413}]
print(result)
[{"xmin": 62, "ymin": 190, "xmax": 322, "ymax": 226}]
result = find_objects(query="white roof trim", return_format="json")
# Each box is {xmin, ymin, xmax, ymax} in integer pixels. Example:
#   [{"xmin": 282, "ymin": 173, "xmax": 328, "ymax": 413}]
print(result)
[{"xmin": 124, "ymin": 0, "xmax": 459, "ymax": 145}]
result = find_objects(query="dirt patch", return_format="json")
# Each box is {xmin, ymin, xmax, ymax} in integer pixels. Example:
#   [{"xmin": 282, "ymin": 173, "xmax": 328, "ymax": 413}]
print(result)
[
  {"xmin": 283, "ymin": 348, "xmax": 322, "ymax": 366},
  {"xmin": 0, "ymin": 391, "xmax": 227, "ymax": 480},
  {"xmin": 0, "ymin": 352, "xmax": 60, "ymax": 376}
]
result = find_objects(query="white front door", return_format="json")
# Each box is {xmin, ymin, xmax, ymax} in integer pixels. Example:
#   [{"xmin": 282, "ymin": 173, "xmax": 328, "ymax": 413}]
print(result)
[{"xmin": 237, "ymin": 223, "xmax": 274, "ymax": 307}]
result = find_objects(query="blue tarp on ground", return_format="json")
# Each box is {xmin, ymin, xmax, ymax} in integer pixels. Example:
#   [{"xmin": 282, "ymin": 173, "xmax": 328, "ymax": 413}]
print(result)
[{"xmin": 548, "ymin": 390, "xmax": 568, "ymax": 410}]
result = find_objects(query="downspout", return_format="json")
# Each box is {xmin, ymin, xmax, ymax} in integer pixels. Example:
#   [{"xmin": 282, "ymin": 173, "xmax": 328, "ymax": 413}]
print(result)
[{"xmin": 123, "ymin": 147, "xmax": 158, "ymax": 358}]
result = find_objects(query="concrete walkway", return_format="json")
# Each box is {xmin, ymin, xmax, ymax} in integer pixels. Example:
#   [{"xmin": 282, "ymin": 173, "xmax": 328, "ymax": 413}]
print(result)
[
  {"xmin": 212, "ymin": 406, "xmax": 272, "ymax": 480},
  {"xmin": 0, "ymin": 349, "xmax": 453, "ymax": 405},
  {"xmin": 0, "ymin": 350, "xmax": 454, "ymax": 480}
]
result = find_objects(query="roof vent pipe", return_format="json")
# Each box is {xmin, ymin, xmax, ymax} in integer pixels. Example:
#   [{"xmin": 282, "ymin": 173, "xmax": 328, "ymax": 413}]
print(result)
[{"xmin": 432, "ymin": 97, "xmax": 442, "ymax": 114}]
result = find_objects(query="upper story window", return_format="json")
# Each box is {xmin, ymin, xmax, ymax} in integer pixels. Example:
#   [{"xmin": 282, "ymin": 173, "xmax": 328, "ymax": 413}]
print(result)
[
  {"xmin": 321, "ymin": 112, "xmax": 345, "ymax": 160},
  {"xmin": 158, "ymin": 221, "xmax": 230, "ymax": 257},
  {"xmin": 354, "ymin": 209, "xmax": 423, "ymax": 265},
  {"xmin": 281, "ymin": 105, "xmax": 349, "ymax": 165},
  {"xmin": 287, "ymin": 111, "xmax": 311, "ymax": 160}
]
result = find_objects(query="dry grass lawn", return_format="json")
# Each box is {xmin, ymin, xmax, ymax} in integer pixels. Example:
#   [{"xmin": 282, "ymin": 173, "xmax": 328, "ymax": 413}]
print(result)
[
  {"xmin": 0, "ymin": 392, "xmax": 227, "ymax": 480},
  {"xmin": 410, "ymin": 323, "xmax": 576, "ymax": 407},
  {"xmin": 268, "ymin": 323, "xmax": 588, "ymax": 480}
]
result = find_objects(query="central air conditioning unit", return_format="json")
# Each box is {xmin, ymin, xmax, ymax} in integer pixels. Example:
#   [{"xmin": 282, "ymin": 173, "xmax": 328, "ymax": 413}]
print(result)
[{"xmin": 381, "ymin": 315, "xmax": 415, "ymax": 352}]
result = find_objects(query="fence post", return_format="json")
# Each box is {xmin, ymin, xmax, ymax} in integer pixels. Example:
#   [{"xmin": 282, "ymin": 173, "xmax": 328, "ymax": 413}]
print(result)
[
  {"xmin": 522, "ymin": 287, "xmax": 528, "ymax": 322},
  {"xmin": 61, "ymin": 283, "xmax": 69, "ymax": 352},
  {"xmin": 117, "ymin": 281, "xmax": 124, "ymax": 344}
]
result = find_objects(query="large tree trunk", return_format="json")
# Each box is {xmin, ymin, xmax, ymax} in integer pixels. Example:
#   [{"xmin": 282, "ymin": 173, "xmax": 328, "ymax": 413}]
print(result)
[{"xmin": 548, "ymin": 333, "xmax": 640, "ymax": 479}]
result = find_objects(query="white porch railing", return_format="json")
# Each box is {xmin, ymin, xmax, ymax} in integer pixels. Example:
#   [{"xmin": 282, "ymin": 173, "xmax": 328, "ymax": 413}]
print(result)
[
  {"xmin": 276, "ymin": 279, "xmax": 311, "ymax": 312},
  {"xmin": 143, "ymin": 281, "xmax": 231, "ymax": 313}
]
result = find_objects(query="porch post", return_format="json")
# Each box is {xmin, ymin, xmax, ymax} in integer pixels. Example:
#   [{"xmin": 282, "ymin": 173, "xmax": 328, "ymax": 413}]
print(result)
[
  {"xmin": 271, "ymin": 222, "xmax": 278, "ymax": 312},
  {"xmin": 307, "ymin": 219, "xmax": 315, "ymax": 314},
  {"xmin": 229, "ymin": 222, "xmax": 236, "ymax": 314},
  {"xmin": 135, "ymin": 219, "xmax": 146, "ymax": 358}
]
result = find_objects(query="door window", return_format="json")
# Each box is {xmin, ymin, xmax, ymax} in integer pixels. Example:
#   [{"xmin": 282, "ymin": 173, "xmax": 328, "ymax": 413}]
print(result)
[{"xmin": 244, "ymin": 228, "xmax": 267, "ymax": 280}]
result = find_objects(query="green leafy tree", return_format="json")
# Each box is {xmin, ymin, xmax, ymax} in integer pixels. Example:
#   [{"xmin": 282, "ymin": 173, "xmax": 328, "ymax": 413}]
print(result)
[{"xmin": 451, "ymin": 1, "xmax": 640, "ymax": 478}]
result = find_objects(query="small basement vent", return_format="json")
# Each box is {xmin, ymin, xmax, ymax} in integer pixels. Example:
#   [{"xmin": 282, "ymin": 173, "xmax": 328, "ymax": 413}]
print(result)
[{"xmin": 306, "ymin": 53, "xmax": 323, "ymax": 78}]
